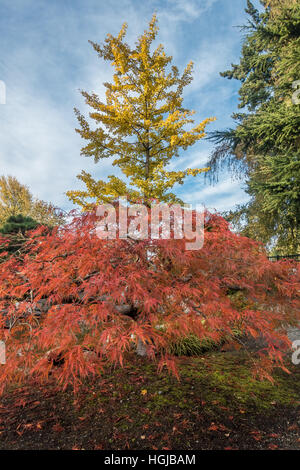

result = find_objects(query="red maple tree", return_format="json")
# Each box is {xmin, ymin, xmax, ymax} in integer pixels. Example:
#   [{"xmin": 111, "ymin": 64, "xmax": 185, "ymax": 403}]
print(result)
[{"xmin": 0, "ymin": 207, "xmax": 299, "ymax": 393}]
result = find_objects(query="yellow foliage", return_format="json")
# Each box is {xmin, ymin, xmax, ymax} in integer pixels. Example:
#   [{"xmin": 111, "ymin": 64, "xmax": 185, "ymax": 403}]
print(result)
[
  {"xmin": 67, "ymin": 15, "xmax": 215, "ymax": 207},
  {"xmin": 0, "ymin": 176, "xmax": 32, "ymax": 222},
  {"xmin": 0, "ymin": 175, "xmax": 63, "ymax": 227}
]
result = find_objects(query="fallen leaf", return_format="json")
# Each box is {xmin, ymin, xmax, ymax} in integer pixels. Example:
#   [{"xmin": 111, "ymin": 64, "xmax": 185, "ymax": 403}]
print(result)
[
  {"xmin": 208, "ymin": 423, "xmax": 219, "ymax": 432},
  {"xmin": 268, "ymin": 444, "xmax": 278, "ymax": 450},
  {"xmin": 52, "ymin": 423, "xmax": 64, "ymax": 432}
]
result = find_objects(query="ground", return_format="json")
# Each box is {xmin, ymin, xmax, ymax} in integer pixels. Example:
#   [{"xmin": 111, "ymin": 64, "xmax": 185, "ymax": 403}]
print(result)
[{"xmin": 0, "ymin": 351, "xmax": 299, "ymax": 450}]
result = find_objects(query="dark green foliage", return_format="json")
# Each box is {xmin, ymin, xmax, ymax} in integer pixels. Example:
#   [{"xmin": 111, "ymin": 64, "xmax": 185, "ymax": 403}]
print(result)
[
  {"xmin": 0, "ymin": 214, "xmax": 39, "ymax": 257},
  {"xmin": 0, "ymin": 214, "xmax": 38, "ymax": 235},
  {"xmin": 207, "ymin": 0, "xmax": 300, "ymax": 253}
]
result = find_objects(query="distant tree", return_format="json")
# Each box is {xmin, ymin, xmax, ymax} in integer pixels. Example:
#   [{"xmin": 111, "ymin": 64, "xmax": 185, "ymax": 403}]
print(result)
[
  {"xmin": 0, "ymin": 176, "xmax": 32, "ymax": 222},
  {"xmin": 0, "ymin": 176, "xmax": 64, "ymax": 227},
  {"xmin": 29, "ymin": 199, "xmax": 64, "ymax": 228}
]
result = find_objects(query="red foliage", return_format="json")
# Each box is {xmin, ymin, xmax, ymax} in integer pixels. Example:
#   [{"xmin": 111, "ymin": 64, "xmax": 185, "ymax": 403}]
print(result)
[{"xmin": 0, "ymin": 208, "xmax": 299, "ymax": 393}]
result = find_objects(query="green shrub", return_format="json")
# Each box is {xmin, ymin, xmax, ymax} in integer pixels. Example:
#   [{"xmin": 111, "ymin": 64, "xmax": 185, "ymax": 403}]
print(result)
[
  {"xmin": 0, "ymin": 214, "xmax": 39, "ymax": 258},
  {"xmin": 168, "ymin": 327, "xmax": 243, "ymax": 357},
  {"xmin": 168, "ymin": 334, "xmax": 222, "ymax": 356},
  {"xmin": 0, "ymin": 214, "xmax": 38, "ymax": 235}
]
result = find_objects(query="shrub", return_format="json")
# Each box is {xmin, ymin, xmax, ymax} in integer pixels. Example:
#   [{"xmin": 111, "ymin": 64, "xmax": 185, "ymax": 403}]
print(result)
[{"xmin": 168, "ymin": 334, "xmax": 221, "ymax": 356}]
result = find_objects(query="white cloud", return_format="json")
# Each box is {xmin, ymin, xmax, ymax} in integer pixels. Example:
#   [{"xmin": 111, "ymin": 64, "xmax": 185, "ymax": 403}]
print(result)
[
  {"xmin": 180, "ymin": 178, "xmax": 249, "ymax": 212},
  {"xmin": 0, "ymin": 0, "xmax": 248, "ymax": 213},
  {"xmin": 164, "ymin": 0, "xmax": 218, "ymax": 21}
]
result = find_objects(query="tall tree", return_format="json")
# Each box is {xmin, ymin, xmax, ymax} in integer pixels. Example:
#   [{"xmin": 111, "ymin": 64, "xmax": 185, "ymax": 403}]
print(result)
[
  {"xmin": 67, "ymin": 15, "xmax": 214, "ymax": 208},
  {"xmin": 207, "ymin": 0, "xmax": 300, "ymax": 253}
]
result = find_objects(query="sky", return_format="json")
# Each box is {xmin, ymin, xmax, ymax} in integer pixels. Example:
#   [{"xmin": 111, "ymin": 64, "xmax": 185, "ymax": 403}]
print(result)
[{"xmin": 0, "ymin": 0, "xmax": 259, "ymax": 213}]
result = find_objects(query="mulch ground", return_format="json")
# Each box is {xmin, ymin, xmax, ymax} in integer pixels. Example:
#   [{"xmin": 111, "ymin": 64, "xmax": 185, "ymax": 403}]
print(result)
[{"xmin": 0, "ymin": 351, "xmax": 299, "ymax": 450}]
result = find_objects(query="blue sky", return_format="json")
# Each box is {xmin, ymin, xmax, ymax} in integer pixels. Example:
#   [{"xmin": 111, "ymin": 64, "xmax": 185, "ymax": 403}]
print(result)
[{"xmin": 0, "ymin": 0, "xmax": 259, "ymax": 213}]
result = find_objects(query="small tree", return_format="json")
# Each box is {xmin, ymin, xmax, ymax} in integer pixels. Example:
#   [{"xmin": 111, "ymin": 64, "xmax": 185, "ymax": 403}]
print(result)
[
  {"xmin": 0, "ymin": 209, "xmax": 299, "ymax": 393},
  {"xmin": 0, "ymin": 214, "xmax": 38, "ymax": 235},
  {"xmin": 67, "ymin": 15, "xmax": 214, "ymax": 207}
]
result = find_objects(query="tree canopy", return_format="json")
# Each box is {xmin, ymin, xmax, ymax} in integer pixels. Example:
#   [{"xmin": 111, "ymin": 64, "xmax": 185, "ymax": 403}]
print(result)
[
  {"xmin": 67, "ymin": 15, "xmax": 214, "ymax": 208},
  {"xmin": 0, "ymin": 176, "xmax": 64, "ymax": 228},
  {"xmin": 0, "ymin": 209, "xmax": 299, "ymax": 393}
]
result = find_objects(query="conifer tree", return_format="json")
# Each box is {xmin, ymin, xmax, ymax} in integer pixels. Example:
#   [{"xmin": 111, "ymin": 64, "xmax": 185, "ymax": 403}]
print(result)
[{"xmin": 207, "ymin": 0, "xmax": 300, "ymax": 253}]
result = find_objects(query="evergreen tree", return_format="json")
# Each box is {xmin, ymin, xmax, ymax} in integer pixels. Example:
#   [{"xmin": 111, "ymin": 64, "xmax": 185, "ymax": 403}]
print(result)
[{"xmin": 207, "ymin": 0, "xmax": 300, "ymax": 253}]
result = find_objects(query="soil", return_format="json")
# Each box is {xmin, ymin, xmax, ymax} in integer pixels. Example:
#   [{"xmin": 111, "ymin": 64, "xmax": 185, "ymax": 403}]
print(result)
[{"xmin": 0, "ymin": 351, "xmax": 299, "ymax": 450}]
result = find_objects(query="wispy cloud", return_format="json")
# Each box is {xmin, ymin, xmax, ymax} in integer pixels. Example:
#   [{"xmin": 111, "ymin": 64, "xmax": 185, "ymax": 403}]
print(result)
[
  {"xmin": 180, "ymin": 178, "xmax": 249, "ymax": 212},
  {"xmin": 0, "ymin": 0, "xmax": 249, "ymax": 212}
]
